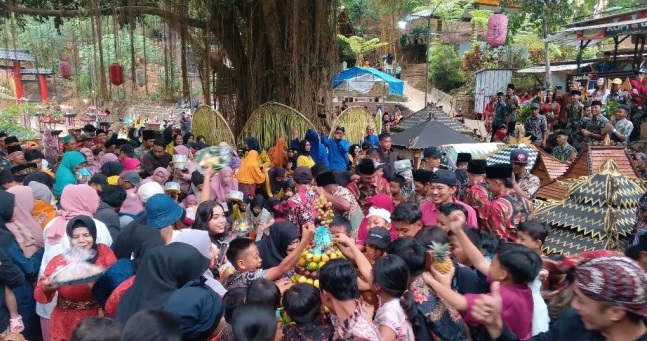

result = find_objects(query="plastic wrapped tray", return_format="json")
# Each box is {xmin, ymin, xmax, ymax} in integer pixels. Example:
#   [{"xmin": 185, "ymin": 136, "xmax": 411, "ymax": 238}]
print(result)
[
  {"xmin": 194, "ymin": 146, "xmax": 232, "ymax": 173},
  {"xmin": 51, "ymin": 269, "xmax": 105, "ymax": 286}
]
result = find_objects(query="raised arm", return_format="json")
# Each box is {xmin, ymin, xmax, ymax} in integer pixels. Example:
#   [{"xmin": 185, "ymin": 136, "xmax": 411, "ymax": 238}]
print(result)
[{"xmin": 266, "ymin": 223, "xmax": 315, "ymax": 281}]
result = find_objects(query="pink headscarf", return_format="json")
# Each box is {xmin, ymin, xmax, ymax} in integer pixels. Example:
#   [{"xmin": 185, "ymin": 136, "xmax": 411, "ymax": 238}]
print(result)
[
  {"xmin": 150, "ymin": 167, "xmax": 171, "ymax": 185},
  {"xmin": 210, "ymin": 166, "xmax": 238, "ymax": 203},
  {"xmin": 46, "ymin": 184, "xmax": 100, "ymax": 245},
  {"xmin": 174, "ymin": 145, "xmax": 190, "ymax": 156},
  {"xmin": 6, "ymin": 186, "xmax": 44, "ymax": 257},
  {"xmin": 119, "ymin": 188, "xmax": 144, "ymax": 216},
  {"xmin": 100, "ymin": 153, "xmax": 119, "ymax": 166},
  {"xmin": 123, "ymin": 157, "xmax": 141, "ymax": 172}
]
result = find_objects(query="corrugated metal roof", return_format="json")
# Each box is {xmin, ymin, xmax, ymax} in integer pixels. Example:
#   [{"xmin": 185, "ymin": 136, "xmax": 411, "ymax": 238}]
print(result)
[
  {"xmin": 517, "ymin": 63, "xmax": 593, "ymax": 74},
  {"xmin": 543, "ymin": 31, "xmax": 603, "ymax": 46},
  {"xmin": 0, "ymin": 49, "xmax": 35, "ymax": 62},
  {"xmin": 20, "ymin": 69, "xmax": 52, "ymax": 75},
  {"xmin": 564, "ymin": 17, "xmax": 647, "ymax": 32}
]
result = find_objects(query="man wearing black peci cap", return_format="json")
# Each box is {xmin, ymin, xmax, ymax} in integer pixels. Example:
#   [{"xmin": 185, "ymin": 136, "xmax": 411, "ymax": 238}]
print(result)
[
  {"xmin": 454, "ymin": 153, "xmax": 471, "ymax": 201},
  {"xmin": 565, "ymin": 89, "xmax": 584, "ymax": 122},
  {"xmin": 135, "ymin": 129, "xmax": 156, "ymax": 160},
  {"xmin": 580, "ymin": 100, "xmax": 609, "ymax": 145},
  {"xmin": 348, "ymin": 159, "xmax": 390, "ymax": 214},
  {"xmin": 485, "ymin": 164, "xmax": 532, "ymax": 242},
  {"xmin": 465, "ymin": 159, "xmax": 491, "ymax": 228},
  {"xmin": 411, "ymin": 168, "xmax": 433, "ymax": 205},
  {"xmin": 315, "ymin": 168, "xmax": 362, "ymax": 234}
]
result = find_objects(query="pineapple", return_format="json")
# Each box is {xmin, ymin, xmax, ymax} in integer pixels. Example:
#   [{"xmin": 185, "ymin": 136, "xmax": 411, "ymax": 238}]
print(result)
[{"xmin": 430, "ymin": 242, "xmax": 453, "ymax": 274}]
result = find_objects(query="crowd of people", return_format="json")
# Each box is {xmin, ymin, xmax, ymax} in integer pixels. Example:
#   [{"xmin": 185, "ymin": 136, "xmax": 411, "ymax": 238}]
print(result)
[
  {"xmin": 0, "ymin": 103, "xmax": 646, "ymax": 341},
  {"xmin": 482, "ymin": 76, "xmax": 644, "ymax": 167}
]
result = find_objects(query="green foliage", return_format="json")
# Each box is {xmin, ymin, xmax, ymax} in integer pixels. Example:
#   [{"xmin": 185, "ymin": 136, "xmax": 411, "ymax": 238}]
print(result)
[
  {"xmin": 337, "ymin": 35, "xmax": 389, "ymax": 65},
  {"xmin": 428, "ymin": 43, "xmax": 465, "ymax": 92},
  {"xmin": 0, "ymin": 85, "xmax": 16, "ymax": 100},
  {"xmin": 414, "ymin": 0, "xmax": 474, "ymax": 24},
  {"xmin": 0, "ymin": 104, "xmax": 40, "ymax": 139},
  {"xmin": 469, "ymin": 9, "xmax": 492, "ymax": 43}
]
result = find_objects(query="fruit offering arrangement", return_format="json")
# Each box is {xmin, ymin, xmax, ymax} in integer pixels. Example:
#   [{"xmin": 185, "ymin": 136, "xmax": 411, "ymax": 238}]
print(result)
[
  {"xmin": 313, "ymin": 197, "xmax": 334, "ymax": 226},
  {"xmin": 291, "ymin": 245, "xmax": 344, "ymax": 288},
  {"xmin": 194, "ymin": 146, "xmax": 232, "ymax": 173},
  {"xmin": 231, "ymin": 218, "xmax": 253, "ymax": 237}
]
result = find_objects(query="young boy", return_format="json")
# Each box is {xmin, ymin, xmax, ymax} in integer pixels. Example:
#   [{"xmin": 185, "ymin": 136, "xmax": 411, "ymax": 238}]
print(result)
[
  {"xmin": 329, "ymin": 216, "xmax": 352, "ymax": 238},
  {"xmin": 282, "ymin": 283, "xmax": 334, "ymax": 341},
  {"xmin": 516, "ymin": 220, "xmax": 552, "ymax": 334},
  {"xmin": 389, "ymin": 174, "xmax": 407, "ymax": 205},
  {"xmin": 224, "ymin": 223, "xmax": 315, "ymax": 289},
  {"xmin": 423, "ymin": 212, "xmax": 542, "ymax": 340},
  {"xmin": 436, "ymin": 202, "xmax": 468, "ymax": 232}
]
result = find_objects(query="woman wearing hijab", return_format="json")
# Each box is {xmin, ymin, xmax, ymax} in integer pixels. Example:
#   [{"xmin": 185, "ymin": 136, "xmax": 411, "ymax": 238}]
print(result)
[
  {"xmin": 171, "ymin": 230, "xmax": 227, "ymax": 296},
  {"xmin": 99, "ymin": 153, "xmax": 118, "ymax": 167},
  {"xmin": 268, "ymin": 137, "xmax": 288, "ymax": 168},
  {"xmin": 236, "ymin": 138, "xmax": 266, "ymax": 197},
  {"xmin": 296, "ymin": 140, "xmax": 315, "ymax": 168},
  {"xmin": 264, "ymin": 167, "xmax": 290, "ymax": 199},
  {"xmin": 162, "ymin": 279, "xmax": 224, "ymax": 341},
  {"xmin": 257, "ymin": 222, "xmax": 301, "ymax": 270},
  {"xmin": 80, "ymin": 148, "xmax": 100, "ymax": 175},
  {"xmin": 115, "ymin": 242, "xmax": 210, "ymax": 324},
  {"xmin": 172, "ymin": 145, "xmax": 196, "ymax": 194},
  {"xmin": 304, "ymin": 129, "xmax": 328, "ymax": 167},
  {"xmin": 35, "ymin": 216, "xmax": 116, "ymax": 341},
  {"xmin": 38, "ymin": 185, "xmax": 113, "ymax": 337},
  {"xmin": 6, "ymin": 186, "xmax": 45, "ymax": 257},
  {"xmin": 247, "ymin": 195, "xmax": 274, "ymax": 241},
  {"xmin": 0, "ymin": 190, "xmax": 44, "ymax": 341},
  {"xmin": 122, "ymin": 157, "xmax": 141, "ymax": 173},
  {"xmin": 53, "ymin": 151, "xmax": 87, "ymax": 197},
  {"xmin": 29, "ymin": 181, "xmax": 57, "ymax": 229},
  {"xmin": 142, "ymin": 167, "xmax": 170, "ymax": 186}
]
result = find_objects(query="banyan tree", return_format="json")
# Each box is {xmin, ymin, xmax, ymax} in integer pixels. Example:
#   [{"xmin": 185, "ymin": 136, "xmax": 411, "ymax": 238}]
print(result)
[{"xmin": 0, "ymin": 0, "xmax": 339, "ymax": 134}]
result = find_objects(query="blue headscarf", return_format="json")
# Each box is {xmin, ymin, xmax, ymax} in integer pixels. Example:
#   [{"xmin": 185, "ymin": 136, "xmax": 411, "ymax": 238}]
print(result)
[
  {"xmin": 304, "ymin": 129, "xmax": 328, "ymax": 166},
  {"xmin": 53, "ymin": 151, "xmax": 86, "ymax": 197},
  {"xmin": 162, "ymin": 279, "xmax": 223, "ymax": 341}
]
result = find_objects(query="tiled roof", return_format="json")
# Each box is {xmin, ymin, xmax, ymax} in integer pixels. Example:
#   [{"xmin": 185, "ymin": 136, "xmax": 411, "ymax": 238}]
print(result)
[
  {"xmin": 0, "ymin": 49, "xmax": 34, "ymax": 62},
  {"xmin": 535, "ymin": 146, "xmax": 639, "ymax": 201},
  {"xmin": 19, "ymin": 68, "xmax": 52, "ymax": 75},
  {"xmin": 393, "ymin": 105, "xmax": 470, "ymax": 133},
  {"xmin": 532, "ymin": 149, "xmax": 569, "ymax": 185}
]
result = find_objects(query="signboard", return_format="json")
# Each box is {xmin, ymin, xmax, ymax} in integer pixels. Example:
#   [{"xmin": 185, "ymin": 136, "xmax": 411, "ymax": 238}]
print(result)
[{"xmin": 577, "ymin": 11, "xmax": 647, "ymax": 40}]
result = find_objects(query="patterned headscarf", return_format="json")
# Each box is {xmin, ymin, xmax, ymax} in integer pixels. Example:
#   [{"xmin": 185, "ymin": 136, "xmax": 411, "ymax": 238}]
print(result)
[{"xmin": 575, "ymin": 256, "xmax": 647, "ymax": 316}]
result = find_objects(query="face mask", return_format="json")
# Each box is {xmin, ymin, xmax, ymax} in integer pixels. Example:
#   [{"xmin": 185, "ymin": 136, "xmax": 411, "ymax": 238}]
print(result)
[{"xmin": 76, "ymin": 167, "xmax": 91, "ymax": 179}]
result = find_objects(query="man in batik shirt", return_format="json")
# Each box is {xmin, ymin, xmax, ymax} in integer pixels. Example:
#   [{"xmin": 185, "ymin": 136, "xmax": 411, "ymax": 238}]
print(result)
[
  {"xmin": 565, "ymin": 89, "xmax": 584, "ymax": 122},
  {"xmin": 348, "ymin": 159, "xmax": 390, "ymax": 214},
  {"xmin": 551, "ymin": 131, "xmax": 577, "ymax": 164},
  {"xmin": 524, "ymin": 103, "xmax": 548, "ymax": 147},
  {"xmin": 510, "ymin": 149, "xmax": 540, "ymax": 200},
  {"xmin": 464, "ymin": 159, "xmax": 491, "ymax": 229},
  {"xmin": 485, "ymin": 164, "xmax": 532, "ymax": 242},
  {"xmin": 603, "ymin": 104, "xmax": 634, "ymax": 144},
  {"xmin": 581, "ymin": 100, "xmax": 609, "ymax": 145}
]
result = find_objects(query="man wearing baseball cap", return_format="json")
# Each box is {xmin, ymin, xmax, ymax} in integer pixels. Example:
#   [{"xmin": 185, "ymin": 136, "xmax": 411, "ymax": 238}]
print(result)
[
  {"xmin": 420, "ymin": 169, "xmax": 477, "ymax": 228},
  {"xmin": 422, "ymin": 146, "xmax": 445, "ymax": 171},
  {"xmin": 608, "ymin": 78, "xmax": 628, "ymax": 104},
  {"xmin": 470, "ymin": 256, "xmax": 647, "ymax": 341},
  {"xmin": 510, "ymin": 149, "xmax": 540, "ymax": 200},
  {"xmin": 485, "ymin": 164, "xmax": 532, "ymax": 241}
]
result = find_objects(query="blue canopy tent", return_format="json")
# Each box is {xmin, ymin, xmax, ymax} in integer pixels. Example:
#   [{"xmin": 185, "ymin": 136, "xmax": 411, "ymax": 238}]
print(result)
[{"xmin": 333, "ymin": 67, "xmax": 404, "ymax": 97}]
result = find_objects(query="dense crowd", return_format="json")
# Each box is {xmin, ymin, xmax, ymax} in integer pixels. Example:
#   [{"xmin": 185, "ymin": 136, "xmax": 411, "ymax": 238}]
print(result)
[{"xmin": 0, "ymin": 105, "xmax": 646, "ymax": 341}]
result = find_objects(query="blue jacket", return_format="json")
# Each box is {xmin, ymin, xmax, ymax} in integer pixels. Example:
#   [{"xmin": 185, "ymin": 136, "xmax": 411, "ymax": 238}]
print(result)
[
  {"xmin": 320, "ymin": 134, "xmax": 350, "ymax": 171},
  {"xmin": 364, "ymin": 135, "xmax": 379, "ymax": 148},
  {"xmin": 5, "ymin": 240, "xmax": 42, "ymax": 341}
]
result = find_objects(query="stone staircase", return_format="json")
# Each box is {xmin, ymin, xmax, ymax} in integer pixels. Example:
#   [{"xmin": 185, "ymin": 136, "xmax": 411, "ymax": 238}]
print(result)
[{"xmin": 401, "ymin": 63, "xmax": 428, "ymax": 86}]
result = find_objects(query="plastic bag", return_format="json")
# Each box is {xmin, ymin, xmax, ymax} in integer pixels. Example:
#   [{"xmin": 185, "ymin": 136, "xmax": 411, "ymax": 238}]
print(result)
[
  {"xmin": 50, "ymin": 247, "xmax": 105, "ymax": 286},
  {"xmin": 194, "ymin": 146, "xmax": 232, "ymax": 173}
]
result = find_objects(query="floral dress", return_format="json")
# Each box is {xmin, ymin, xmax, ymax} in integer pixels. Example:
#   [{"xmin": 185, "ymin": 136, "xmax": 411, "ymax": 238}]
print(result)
[{"xmin": 34, "ymin": 244, "xmax": 117, "ymax": 341}]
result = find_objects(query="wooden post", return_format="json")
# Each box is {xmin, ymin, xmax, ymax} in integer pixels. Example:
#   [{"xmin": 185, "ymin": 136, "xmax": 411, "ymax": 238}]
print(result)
[
  {"xmin": 39, "ymin": 75, "xmax": 49, "ymax": 104},
  {"xmin": 13, "ymin": 61, "xmax": 23, "ymax": 101}
]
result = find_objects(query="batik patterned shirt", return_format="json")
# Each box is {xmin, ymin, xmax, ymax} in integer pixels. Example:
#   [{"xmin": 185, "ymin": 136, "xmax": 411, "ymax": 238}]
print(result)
[
  {"xmin": 330, "ymin": 300, "xmax": 381, "ymax": 341},
  {"xmin": 487, "ymin": 189, "xmax": 532, "ymax": 242},
  {"xmin": 565, "ymin": 102, "xmax": 584, "ymax": 122},
  {"xmin": 465, "ymin": 179, "xmax": 492, "ymax": 229},
  {"xmin": 583, "ymin": 115, "xmax": 609, "ymax": 142},
  {"xmin": 524, "ymin": 115, "xmax": 548, "ymax": 144},
  {"xmin": 551, "ymin": 144, "xmax": 577, "ymax": 163},
  {"xmin": 409, "ymin": 276, "xmax": 468, "ymax": 341},
  {"xmin": 612, "ymin": 118, "xmax": 634, "ymax": 142},
  {"xmin": 517, "ymin": 171, "xmax": 540, "ymax": 199}
]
